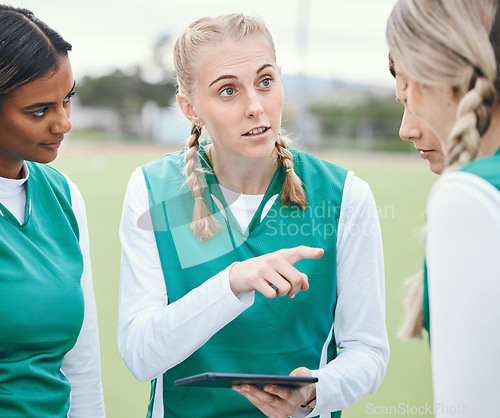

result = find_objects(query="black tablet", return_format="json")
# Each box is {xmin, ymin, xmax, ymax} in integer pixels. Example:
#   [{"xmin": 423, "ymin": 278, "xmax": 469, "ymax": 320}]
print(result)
[{"xmin": 174, "ymin": 372, "xmax": 318, "ymax": 388}]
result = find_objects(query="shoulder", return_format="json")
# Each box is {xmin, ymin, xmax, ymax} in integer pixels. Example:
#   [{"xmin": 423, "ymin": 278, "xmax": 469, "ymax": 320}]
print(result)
[
  {"xmin": 28, "ymin": 161, "xmax": 68, "ymax": 184},
  {"xmin": 290, "ymin": 147, "xmax": 348, "ymax": 172},
  {"xmin": 429, "ymin": 170, "xmax": 500, "ymax": 207},
  {"xmin": 27, "ymin": 162, "xmax": 73, "ymax": 201},
  {"xmin": 27, "ymin": 162, "xmax": 85, "ymax": 234},
  {"xmin": 289, "ymin": 147, "xmax": 349, "ymax": 188},
  {"xmin": 345, "ymin": 172, "xmax": 373, "ymax": 201},
  {"xmin": 427, "ymin": 171, "xmax": 500, "ymax": 228},
  {"xmin": 458, "ymin": 151, "xmax": 500, "ymax": 191}
]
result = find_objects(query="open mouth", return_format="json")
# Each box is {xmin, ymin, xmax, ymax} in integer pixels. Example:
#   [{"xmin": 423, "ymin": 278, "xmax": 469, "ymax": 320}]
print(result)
[{"xmin": 243, "ymin": 127, "xmax": 268, "ymax": 136}]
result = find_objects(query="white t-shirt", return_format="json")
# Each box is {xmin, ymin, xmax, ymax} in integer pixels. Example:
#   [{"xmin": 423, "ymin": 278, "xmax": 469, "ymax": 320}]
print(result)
[
  {"xmin": 426, "ymin": 171, "xmax": 500, "ymax": 417},
  {"xmin": 118, "ymin": 166, "xmax": 389, "ymax": 418}
]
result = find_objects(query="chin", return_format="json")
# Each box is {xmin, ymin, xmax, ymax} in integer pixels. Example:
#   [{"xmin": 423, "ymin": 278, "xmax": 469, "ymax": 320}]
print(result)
[
  {"xmin": 429, "ymin": 162, "xmax": 444, "ymax": 175},
  {"xmin": 242, "ymin": 142, "xmax": 276, "ymax": 160},
  {"xmin": 36, "ymin": 152, "xmax": 59, "ymax": 165}
]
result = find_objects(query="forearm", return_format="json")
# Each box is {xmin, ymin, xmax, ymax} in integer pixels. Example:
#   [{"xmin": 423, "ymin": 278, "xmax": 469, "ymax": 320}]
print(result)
[{"xmin": 118, "ymin": 264, "xmax": 253, "ymax": 382}]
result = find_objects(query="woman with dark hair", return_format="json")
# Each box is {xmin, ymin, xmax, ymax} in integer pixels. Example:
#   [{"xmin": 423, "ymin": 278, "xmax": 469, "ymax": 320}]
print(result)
[{"xmin": 0, "ymin": 5, "xmax": 105, "ymax": 416}]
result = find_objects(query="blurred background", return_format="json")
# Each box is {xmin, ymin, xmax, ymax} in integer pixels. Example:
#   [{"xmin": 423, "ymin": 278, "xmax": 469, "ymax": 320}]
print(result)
[
  {"xmin": 10, "ymin": 0, "xmax": 407, "ymax": 152},
  {"xmin": 8, "ymin": 0, "xmax": 435, "ymax": 416}
]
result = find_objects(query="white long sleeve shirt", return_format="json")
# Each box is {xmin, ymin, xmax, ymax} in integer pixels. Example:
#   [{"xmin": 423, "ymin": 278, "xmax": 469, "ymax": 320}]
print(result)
[
  {"xmin": 118, "ymin": 167, "xmax": 389, "ymax": 417},
  {"xmin": 426, "ymin": 171, "xmax": 500, "ymax": 418},
  {"xmin": 0, "ymin": 163, "xmax": 106, "ymax": 418}
]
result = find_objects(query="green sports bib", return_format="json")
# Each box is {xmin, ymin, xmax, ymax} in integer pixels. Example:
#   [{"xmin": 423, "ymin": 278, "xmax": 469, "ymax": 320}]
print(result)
[
  {"xmin": 0, "ymin": 162, "xmax": 84, "ymax": 417},
  {"xmin": 143, "ymin": 147, "xmax": 347, "ymax": 417}
]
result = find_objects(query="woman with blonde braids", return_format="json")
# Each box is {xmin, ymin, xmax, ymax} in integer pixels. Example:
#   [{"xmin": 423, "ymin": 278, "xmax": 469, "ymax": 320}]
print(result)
[
  {"xmin": 118, "ymin": 13, "xmax": 388, "ymax": 417},
  {"xmin": 387, "ymin": 0, "xmax": 500, "ymax": 414}
]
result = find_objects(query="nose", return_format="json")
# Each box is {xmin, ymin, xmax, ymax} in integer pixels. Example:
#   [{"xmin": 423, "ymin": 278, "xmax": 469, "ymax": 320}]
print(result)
[
  {"xmin": 244, "ymin": 90, "xmax": 264, "ymax": 118},
  {"xmin": 399, "ymin": 108, "xmax": 421, "ymax": 142},
  {"xmin": 50, "ymin": 105, "xmax": 72, "ymax": 135}
]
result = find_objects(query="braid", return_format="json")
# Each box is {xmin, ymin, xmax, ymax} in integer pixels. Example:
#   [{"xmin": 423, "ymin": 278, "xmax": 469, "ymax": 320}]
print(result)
[
  {"xmin": 275, "ymin": 136, "xmax": 307, "ymax": 210},
  {"xmin": 398, "ymin": 270, "xmax": 424, "ymax": 339},
  {"xmin": 184, "ymin": 125, "xmax": 221, "ymax": 242},
  {"xmin": 446, "ymin": 67, "xmax": 497, "ymax": 170}
]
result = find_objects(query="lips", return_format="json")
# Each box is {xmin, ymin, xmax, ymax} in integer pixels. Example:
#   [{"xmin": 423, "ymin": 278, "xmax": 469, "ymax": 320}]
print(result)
[
  {"xmin": 40, "ymin": 140, "xmax": 62, "ymax": 150},
  {"xmin": 418, "ymin": 149, "xmax": 434, "ymax": 159}
]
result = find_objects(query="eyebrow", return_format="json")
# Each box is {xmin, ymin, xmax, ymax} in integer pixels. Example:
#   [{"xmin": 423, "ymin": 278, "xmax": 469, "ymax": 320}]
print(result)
[
  {"xmin": 208, "ymin": 63, "xmax": 275, "ymax": 88},
  {"xmin": 23, "ymin": 81, "xmax": 76, "ymax": 111},
  {"xmin": 209, "ymin": 74, "xmax": 236, "ymax": 88}
]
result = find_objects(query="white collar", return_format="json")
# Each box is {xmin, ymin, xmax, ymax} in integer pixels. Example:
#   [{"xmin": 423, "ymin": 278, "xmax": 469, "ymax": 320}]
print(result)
[{"xmin": 0, "ymin": 162, "xmax": 30, "ymax": 198}]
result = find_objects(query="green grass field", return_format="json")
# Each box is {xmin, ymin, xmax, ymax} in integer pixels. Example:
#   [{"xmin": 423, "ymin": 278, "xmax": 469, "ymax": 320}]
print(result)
[{"xmin": 52, "ymin": 142, "xmax": 437, "ymax": 417}]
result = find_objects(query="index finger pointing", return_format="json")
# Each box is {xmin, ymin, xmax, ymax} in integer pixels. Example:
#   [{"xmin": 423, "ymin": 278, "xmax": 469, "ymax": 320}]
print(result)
[{"xmin": 281, "ymin": 246, "xmax": 324, "ymax": 265}]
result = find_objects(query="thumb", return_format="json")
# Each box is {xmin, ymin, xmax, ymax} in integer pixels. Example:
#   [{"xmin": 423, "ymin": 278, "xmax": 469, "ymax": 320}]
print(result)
[{"xmin": 290, "ymin": 367, "xmax": 312, "ymax": 378}]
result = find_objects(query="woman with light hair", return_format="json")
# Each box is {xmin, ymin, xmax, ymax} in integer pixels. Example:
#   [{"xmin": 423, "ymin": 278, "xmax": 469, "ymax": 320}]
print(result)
[
  {"xmin": 118, "ymin": 13, "xmax": 389, "ymax": 417},
  {"xmin": 387, "ymin": 0, "xmax": 500, "ymax": 414}
]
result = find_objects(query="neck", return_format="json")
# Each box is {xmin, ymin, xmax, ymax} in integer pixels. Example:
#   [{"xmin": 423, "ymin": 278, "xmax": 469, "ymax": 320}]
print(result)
[
  {"xmin": 206, "ymin": 145, "xmax": 278, "ymax": 195},
  {"xmin": 0, "ymin": 161, "xmax": 25, "ymax": 180},
  {"xmin": 479, "ymin": 102, "xmax": 500, "ymax": 158}
]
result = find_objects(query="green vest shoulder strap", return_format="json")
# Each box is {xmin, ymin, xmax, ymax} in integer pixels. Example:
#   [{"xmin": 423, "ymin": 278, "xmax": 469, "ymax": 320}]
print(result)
[{"xmin": 458, "ymin": 147, "xmax": 500, "ymax": 192}]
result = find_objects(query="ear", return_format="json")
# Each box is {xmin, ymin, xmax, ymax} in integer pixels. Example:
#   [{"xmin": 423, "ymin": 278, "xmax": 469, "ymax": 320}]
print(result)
[{"xmin": 176, "ymin": 93, "xmax": 203, "ymax": 126}]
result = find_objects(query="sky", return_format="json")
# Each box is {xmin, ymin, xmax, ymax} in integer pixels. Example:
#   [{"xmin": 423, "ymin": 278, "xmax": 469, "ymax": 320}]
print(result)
[{"xmin": 7, "ymin": 0, "xmax": 399, "ymax": 88}]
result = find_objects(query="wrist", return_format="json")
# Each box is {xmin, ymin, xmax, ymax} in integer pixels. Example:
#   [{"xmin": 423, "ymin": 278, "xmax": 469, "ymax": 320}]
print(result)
[
  {"xmin": 227, "ymin": 262, "xmax": 241, "ymax": 297},
  {"xmin": 300, "ymin": 396, "xmax": 316, "ymax": 414}
]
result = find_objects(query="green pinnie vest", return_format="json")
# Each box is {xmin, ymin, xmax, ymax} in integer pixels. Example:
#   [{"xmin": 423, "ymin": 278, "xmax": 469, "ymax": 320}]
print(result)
[
  {"xmin": 423, "ymin": 147, "xmax": 500, "ymax": 337},
  {"xmin": 143, "ymin": 146, "xmax": 347, "ymax": 417},
  {"xmin": 0, "ymin": 162, "xmax": 84, "ymax": 417}
]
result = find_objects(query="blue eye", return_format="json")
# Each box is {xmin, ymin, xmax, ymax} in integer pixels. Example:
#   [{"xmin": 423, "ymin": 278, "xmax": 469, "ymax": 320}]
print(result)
[
  {"xmin": 220, "ymin": 87, "xmax": 234, "ymax": 97},
  {"xmin": 259, "ymin": 77, "xmax": 273, "ymax": 88}
]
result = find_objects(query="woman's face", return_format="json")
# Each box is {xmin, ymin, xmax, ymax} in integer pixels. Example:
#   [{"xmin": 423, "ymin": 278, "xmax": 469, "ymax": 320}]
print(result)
[
  {"xmin": 394, "ymin": 62, "xmax": 445, "ymax": 174},
  {"xmin": 178, "ymin": 35, "xmax": 284, "ymax": 164},
  {"xmin": 0, "ymin": 56, "xmax": 74, "ymax": 179},
  {"xmin": 395, "ymin": 61, "xmax": 460, "ymax": 152}
]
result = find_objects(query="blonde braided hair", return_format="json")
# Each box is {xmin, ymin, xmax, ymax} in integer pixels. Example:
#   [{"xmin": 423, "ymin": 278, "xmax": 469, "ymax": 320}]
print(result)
[
  {"xmin": 184, "ymin": 124, "xmax": 222, "ymax": 242},
  {"xmin": 175, "ymin": 14, "xmax": 307, "ymax": 241},
  {"xmin": 446, "ymin": 68, "xmax": 497, "ymax": 170},
  {"xmin": 275, "ymin": 135, "xmax": 307, "ymax": 210},
  {"xmin": 387, "ymin": 0, "xmax": 499, "ymax": 339}
]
